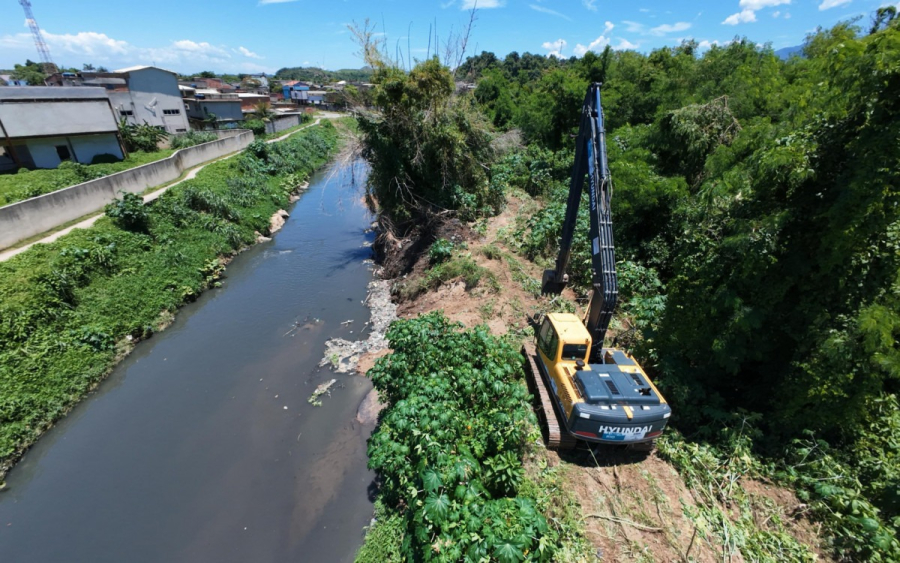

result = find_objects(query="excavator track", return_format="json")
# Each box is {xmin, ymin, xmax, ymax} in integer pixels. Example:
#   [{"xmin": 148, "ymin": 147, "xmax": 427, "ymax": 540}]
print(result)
[{"xmin": 521, "ymin": 343, "xmax": 577, "ymax": 451}]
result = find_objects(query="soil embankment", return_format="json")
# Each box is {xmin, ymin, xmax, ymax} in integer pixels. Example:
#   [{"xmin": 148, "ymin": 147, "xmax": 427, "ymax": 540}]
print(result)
[{"xmin": 352, "ymin": 193, "xmax": 836, "ymax": 562}]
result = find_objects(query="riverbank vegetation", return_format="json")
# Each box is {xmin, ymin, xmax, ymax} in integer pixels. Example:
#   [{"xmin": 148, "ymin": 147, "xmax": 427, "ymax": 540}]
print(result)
[
  {"xmin": 0, "ymin": 122, "xmax": 338, "ymax": 477},
  {"xmin": 358, "ymin": 313, "xmax": 591, "ymax": 562},
  {"xmin": 354, "ymin": 11, "xmax": 899, "ymax": 562}
]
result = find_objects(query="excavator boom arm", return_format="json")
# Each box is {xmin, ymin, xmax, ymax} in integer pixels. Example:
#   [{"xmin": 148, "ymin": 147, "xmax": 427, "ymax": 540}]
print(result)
[{"xmin": 542, "ymin": 83, "xmax": 618, "ymax": 362}]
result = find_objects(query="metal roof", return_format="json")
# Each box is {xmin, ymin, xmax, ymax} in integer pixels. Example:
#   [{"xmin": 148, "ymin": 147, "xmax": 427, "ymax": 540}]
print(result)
[
  {"xmin": 114, "ymin": 65, "xmax": 177, "ymax": 75},
  {"xmin": 0, "ymin": 86, "xmax": 110, "ymax": 101}
]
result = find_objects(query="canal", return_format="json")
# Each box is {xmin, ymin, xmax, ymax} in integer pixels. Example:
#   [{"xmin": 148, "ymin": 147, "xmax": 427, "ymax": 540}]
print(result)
[{"xmin": 0, "ymin": 159, "xmax": 377, "ymax": 562}]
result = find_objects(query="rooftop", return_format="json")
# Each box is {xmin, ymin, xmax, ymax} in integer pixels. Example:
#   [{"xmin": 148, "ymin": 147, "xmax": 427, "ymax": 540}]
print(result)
[
  {"xmin": 0, "ymin": 87, "xmax": 111, "ymax": 102},
  {"xmin": 114, "ymin": 65, "xmax": 177, "ymax": 76}
]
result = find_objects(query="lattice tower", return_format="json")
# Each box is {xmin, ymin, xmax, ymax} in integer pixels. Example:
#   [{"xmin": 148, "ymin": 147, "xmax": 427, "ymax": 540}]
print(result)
[{"xmin": 19, "ymin": 0, "xmax": 58, "ymax": 74}]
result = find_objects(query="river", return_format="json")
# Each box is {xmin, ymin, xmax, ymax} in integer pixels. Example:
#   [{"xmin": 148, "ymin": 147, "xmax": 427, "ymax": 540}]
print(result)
[{"xmin": 0, "ymin": 159, "xmax": 377, "ymax": 562}]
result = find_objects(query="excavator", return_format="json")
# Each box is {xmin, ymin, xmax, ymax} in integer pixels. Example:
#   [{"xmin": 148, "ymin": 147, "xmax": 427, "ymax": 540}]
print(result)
[{"xmin": 522, "ymin": 83, "xmax": 671, "ymax": 451}]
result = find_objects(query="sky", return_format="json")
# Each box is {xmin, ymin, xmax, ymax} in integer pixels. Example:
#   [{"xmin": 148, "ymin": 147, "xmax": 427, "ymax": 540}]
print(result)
[{"xmin": 1, "ymin": 0, "xmax": 897, "ymax": 75}]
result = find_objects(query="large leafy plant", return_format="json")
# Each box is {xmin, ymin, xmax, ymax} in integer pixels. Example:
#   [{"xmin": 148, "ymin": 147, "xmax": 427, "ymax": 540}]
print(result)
[{"xmin": 367, "ymin": 312, "xmax": 560, "ymax": 561}]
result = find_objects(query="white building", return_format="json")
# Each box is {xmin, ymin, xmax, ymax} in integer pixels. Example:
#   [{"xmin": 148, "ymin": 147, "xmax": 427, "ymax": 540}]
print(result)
[
  {"xmin": 0, "ymin": 87, "xmax": 125, "ymax": 171},
  {"xmin": 111, "ymin": 66, "xmax": 190, "ymax": 134}
]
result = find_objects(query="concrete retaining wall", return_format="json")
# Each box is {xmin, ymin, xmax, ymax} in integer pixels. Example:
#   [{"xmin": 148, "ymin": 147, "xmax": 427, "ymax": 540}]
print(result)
[
  {"xmin": 265, "ymin": 114, "xmax": 303, "ymax": 135},
  {"xmin": 0, "ymin": 129, "xmax": 254, "ymax": 250}
]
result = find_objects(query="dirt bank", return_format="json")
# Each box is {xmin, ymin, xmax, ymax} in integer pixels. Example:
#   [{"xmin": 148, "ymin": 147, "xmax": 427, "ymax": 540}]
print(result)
[{"xmin": 350, "ymin": 193, "xmax": 836, "ymax": 562}]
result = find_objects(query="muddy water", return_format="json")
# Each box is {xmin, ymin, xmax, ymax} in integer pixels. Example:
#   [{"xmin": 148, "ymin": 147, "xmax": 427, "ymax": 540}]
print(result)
[{"xmin": 0, "ymin": 160, "xmax": 378, "ymax": 562}]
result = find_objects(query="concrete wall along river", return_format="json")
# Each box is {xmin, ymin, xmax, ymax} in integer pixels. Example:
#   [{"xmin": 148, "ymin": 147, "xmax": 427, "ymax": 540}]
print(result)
[{"xmin": 0, "ymin": 159, "xmax": 378, "ymax": 563}]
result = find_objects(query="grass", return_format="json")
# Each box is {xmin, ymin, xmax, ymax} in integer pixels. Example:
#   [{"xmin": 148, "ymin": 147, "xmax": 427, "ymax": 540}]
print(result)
[
  {"xmin": 0, "ymin": 122, "xmax": 339, "ymax": 479},
  {"xmin": 354, "ymin": 501, "xmax": 405, "ymax": 563},
  {"xmin": 255, "ymin": 116, "xmax": 315, "ymax": 141},
  {"xmin": 394, "ymin": 253, "xmax": 499, "ymax": 300},
  {"xmin": 0, "ymin": 150, "xmax": 175, "ymax": 207}
]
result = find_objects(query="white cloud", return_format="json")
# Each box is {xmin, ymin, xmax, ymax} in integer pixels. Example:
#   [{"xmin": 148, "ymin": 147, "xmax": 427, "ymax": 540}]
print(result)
[
  {"xmin": 615, "ymin": 38, "xmax": 639, "ymax": 50},
  {"xmin": 44, "ymin": 30, "xmax": 130, "ymax": 56},
  {"xmin": 574, "ymin": 36, "xmax": 609, "ymax": 56},
  {"xmin": 622, "ymin": 20, "xmax": 646, "ymax": 33},
  {"xmin": 530, "ymin": 4, "xmax": 572, "ymax": 20},
  {"xmin": 772, "ymin": 10, "xmax": 781, "ymax": 17},
  {"xmin": 649, "ymin": 22, "xmax": 691, "ymax": 35},
  {"xmin": 603, "ymin": 21, "xmax": 615, "ymax": 34},
  {"xmin": 238, "ymin": 46, "xmax": 263, "ymax": 59},
  {"xmin": 819, "ymin": 0, "xmax": 851, "ymax": 9},
  {"xmin": 785, "ymin": 11, "xmax": 791, "ymax": 18},
  {"xmin": 582, "ymin": 0, "xmax": 598, "ymax": 11},
  {"xmin": 739, "ymin": 0, "xmax": 790, "ymax": 9},
  {"xmin": 542, "ymin": 38, "xmax": 567, "ymax": 58},
  {"xmin": 723, "ymin": 9, "xmax": 757, "ymax": 25},
  {"xmin": 0, "ymin": 25, "xmax": 279, "ymax": 73},
  {"xmin": 462, "ymin": 0, "xmax": 504, "ymax": 8},
  {"xmin": 171, "ymin": 40, "xmax": 231, "ymax": 59},
  {"xmin": 258, "ymin": 0, "xmax": 300, "ymax": 4}
]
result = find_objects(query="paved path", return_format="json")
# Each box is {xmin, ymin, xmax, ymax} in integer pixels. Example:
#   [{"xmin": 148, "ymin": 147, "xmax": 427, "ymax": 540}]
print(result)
[{"xmin": 0, "ymin": 118, "xmax": 328, "ymax": 263}]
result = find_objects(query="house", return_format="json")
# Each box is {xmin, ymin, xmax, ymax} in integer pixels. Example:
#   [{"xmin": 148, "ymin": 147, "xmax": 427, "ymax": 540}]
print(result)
[
  {"xmin": 111, "ymin": 66, "xmax": 190, "ymax": 133},
  {"xmin": 246, "ymin": 73, "xmax": 269, "ymax": 89},
  {"xmin": 307, "ymin": 90, "xmax": 327, "ymax": 105},
  {"xmin": 282, "ymin": 81, "xmax": 311, "ymax": 103},
  {"xmin": 47, "ymin": 66, "xmax": 190, "ymax": 134},
  {"xmin": 237, "ymin": 93, "xmax": 270, "ymax": 113},
  {"xmin": 0, "ymin": 87, "xmax": 125, "ymax": 171},
  {"xmin": 183, "ymin": 89, "xmax": 244, "ymax": 128}
]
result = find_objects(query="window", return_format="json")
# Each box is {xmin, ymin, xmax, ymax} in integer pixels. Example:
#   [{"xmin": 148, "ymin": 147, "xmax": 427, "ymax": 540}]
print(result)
[
  {"xmin": 163, "ymin": 109, "xmax": 180, "ymax": 115},
  {"xmin": 176, "ymin": 128, "xmax": 187, "ymax": 133},
  {"xmin": 119, "ymin": 110, "xmax": 133, "ymax": 116},
  {"xmin": 561, "ymin": 344, "xmax": 588, "ymax": 362},
  {"xmin": 537, "ymin": 319, "xmax": 559, "ymax": 361},
  {"xmin": 55, "ymin": 145, "xmax": 71, "ymax": 161}
]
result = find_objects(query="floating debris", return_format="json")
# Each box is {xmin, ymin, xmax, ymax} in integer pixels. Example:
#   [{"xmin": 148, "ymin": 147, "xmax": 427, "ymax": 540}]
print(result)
[{"xmin": 307, "ymin": 378, "xmax": 337, "ymax": 407}]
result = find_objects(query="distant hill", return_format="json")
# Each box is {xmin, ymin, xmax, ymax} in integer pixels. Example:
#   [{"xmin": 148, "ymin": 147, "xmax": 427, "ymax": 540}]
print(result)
[
  {"xmin": 775, "ymin": 45, "xmax": 804, "ymax": 60},
  {"xmin": 274, "ymin": 66, "xmax": 373, "ymax": 83}
]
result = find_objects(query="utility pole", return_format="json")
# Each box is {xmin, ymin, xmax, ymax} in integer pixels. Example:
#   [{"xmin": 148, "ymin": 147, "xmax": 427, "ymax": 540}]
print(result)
[{"xmin": 19, "ymin": 0, "xmax": 58, "ymax": 75}]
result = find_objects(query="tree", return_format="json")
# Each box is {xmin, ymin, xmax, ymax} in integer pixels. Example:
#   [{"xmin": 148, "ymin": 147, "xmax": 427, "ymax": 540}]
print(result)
[
  {"xmin": 870, "ymin": 6, "xmax": 897, "ymax": 34},
  {"xmin": 11, "ymin": 60, "xmax": 46, "ymax": 86},
  {"xmin": 251, "ymin": 101, "xmax": 275, "ymax": 122}
]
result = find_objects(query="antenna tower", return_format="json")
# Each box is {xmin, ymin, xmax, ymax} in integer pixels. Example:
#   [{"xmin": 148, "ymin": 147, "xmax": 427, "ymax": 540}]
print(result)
[{"xmin": 19, "ymin": 0, "xmax": 58, "ymax": 74}]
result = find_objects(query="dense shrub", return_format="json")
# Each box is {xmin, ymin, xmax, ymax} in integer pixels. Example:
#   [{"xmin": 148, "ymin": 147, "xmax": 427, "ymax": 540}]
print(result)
[
  {"xmin": 119, "ymin": 119, "xmax": 168, "ymax": 152},
  {"xmin": 170, "ymin": 131, "xmax": 217, "ymax": 149},
  {"xmin": 104, "ymin": 192, "xmax": 149, "ymax": 233},
  {"xmin": 90, "ymin": 153, "xmax": 122, "ymax": 165},
  {"xmin": 243, "ymin": 119, "xmax": 266, "ymax": 136},
  {"xmin": 357, "ymin": 58, "xmax": 498, "ymax": 225},
  {"xmin": 366, "ymin": 312, "xmax": 565, "ymax": 561}
]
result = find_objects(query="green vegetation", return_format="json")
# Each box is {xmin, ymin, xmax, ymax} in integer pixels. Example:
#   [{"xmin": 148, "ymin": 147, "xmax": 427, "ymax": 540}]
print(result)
[
  {"xmin": 359, "ymin": 312, "xmax": 590, "ymax": 562},
  {"xmin": 9, "ymin": 60, "xmax": 46, "ymax": 86},
  {"xmin": 169, "ymin": 131, "xmax": 217, "ymax": 150},
  {"xmin": 0, "ymin": 151, "xmax": 175, "ymax": 206},
  {"xmin": 465, "ymin": 17, "xmax": 900, "ymax": 562},
  {"xmin": 349, "ymin": 8, "xmax": 900, "ymax": 560},
  {"xmin": 0, "ymin": 122, "xmax": 338, "ymax": 475},
  {"xmin": 119, "ymin": 119, "xmax": 169, "ymax": 153},
  {"xmin": 274, "ymin": 66, "xmax": 373, "ymax": 84},
  {"xmin": 395, "ymin": 250, "xmax": 497, "ymax": 301},
  {"xmin": 356, "ymin": 57, "xmax": 497, "ymax": 224}
]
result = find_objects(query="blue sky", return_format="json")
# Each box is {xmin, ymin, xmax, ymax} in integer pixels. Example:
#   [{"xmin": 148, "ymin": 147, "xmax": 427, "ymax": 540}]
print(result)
[{"xmin": 1, "ymin": 0, "xmax": 896, "ymax": 74}]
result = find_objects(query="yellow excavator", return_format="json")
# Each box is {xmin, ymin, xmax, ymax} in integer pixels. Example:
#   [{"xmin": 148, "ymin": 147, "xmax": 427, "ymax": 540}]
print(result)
[{"xmin": 522, "ymin": 83, "xmax": 671, "ymax": 451}]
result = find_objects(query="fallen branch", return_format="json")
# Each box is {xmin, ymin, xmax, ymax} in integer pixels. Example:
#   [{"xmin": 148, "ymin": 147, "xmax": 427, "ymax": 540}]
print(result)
[{"xmin": 586, "ymin": 514, "xmax": 664, "ymax": 533}]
